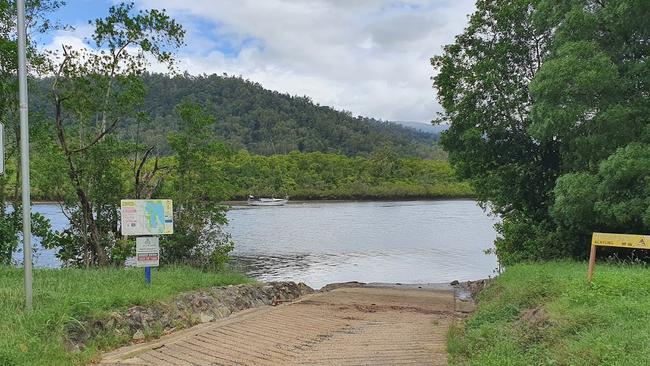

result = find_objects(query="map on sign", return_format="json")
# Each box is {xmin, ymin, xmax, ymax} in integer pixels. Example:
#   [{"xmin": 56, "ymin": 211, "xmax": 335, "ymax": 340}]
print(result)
[{"xmin": 121, "ymin": 199, "xmax": 173, "ymax": 236}]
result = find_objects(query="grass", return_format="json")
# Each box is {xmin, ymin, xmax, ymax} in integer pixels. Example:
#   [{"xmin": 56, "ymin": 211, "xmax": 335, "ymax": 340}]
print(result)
[
  {"xmin": 0, "ymin": 266, "xmax": 249, "ymax": 365},
  {"xmin": 448, "ymin": 261, "xmax": 650, "ymax": 365}
]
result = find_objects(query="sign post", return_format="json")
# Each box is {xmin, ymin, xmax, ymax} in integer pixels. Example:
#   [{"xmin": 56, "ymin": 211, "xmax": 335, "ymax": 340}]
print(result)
[
  {"xmin": 588, "ymin": 232, "xmax": 650, "ymax": 282},
  {"xmin": 136, "ymin": 236, "xmax": 160, "ymax": 285},
  {"xmin": 121, "ymin": 200, "xmax": 172, "ymax": 285}
]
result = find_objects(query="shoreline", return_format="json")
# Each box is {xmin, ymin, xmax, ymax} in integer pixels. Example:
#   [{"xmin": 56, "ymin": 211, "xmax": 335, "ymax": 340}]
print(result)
[
  {"xmin": 24, "ymin": 196, "xmax": 478, "ymax": 206},
  {"xmin": 227, "ymin": 196, "xmax": 477, "ymax": 206}
]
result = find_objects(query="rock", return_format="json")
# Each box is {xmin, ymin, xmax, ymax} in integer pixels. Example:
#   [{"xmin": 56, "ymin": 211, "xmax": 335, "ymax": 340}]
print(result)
[
  {"xmin": 199, "ymin": 313, "xmax": 214, "ymax": 323},
  {"xmin": 450, "ymin": 280, "xmax": 459, "ymax": 286},
  {"xmin": 132, "ymin": 330, "xmax": 145, "ymax": 341},
  {"xmin": 320, "ymin": 281, "xmax": 366, "ymax": 292}
]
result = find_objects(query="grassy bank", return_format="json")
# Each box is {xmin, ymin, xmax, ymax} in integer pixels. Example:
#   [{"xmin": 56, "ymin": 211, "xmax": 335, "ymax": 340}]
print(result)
[
  {"xmin": 0, "ymin": 266, "xmax": 249, "ymax": 365},
  {"xmin": 448, "ymin": 261, "xmax": 650, "ymax": 365}
]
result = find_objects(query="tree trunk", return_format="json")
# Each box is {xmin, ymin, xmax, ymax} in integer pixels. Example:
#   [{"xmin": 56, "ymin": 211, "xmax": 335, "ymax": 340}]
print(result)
[{"xmin": 54, "ymin": 99, "xmax": 108, "ymax": 266}]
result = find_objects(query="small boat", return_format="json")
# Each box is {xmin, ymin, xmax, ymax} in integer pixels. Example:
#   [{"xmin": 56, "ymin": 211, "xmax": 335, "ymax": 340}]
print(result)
[{"xmin": 247, "ymin": 195, "xmax": 289, "ymax": 206}]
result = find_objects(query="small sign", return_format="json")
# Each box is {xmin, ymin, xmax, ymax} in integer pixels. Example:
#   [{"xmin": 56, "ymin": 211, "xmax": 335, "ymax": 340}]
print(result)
[
  {"xmin": 592, "ymin": 232, "xmax": 650, "ymax": 249},
  {"xmin": 121, "ymin": 199, "xmax": 173, "ymax": 236},
  {"xmin": 588, "ymin": 232, "xmax": 650, "ymax": 282},
  {"xmin": 136, "ymin": 236, "xmax": 159, "ymax": 267}
]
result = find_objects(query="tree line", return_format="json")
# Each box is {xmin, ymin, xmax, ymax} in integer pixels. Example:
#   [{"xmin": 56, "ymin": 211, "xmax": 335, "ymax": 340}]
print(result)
[
  {"xmin": 29, "ymin": 149, "xmax": 471, "ymax": 203},
  {"xmin": 433, "ymin": 0, "xmax": 650, "ymax": 264},
  {"xmin": 29, "ymin": 73, "xmax": 443, "ymax": 158}
]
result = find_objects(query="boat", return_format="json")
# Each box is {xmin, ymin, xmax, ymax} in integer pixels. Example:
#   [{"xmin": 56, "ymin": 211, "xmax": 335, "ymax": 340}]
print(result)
[{"xmin": 247, "ymin": 195, "xmax": 289, "ymax": 206}]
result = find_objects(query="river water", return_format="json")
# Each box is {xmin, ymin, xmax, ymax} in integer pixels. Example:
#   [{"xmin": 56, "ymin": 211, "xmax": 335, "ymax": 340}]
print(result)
[{"xmin": 18, "ymin": 200, "xmax": 499, "ymax": 289}]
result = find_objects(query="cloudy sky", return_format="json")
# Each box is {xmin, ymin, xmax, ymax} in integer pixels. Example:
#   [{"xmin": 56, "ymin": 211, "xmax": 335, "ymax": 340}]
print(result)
[{"xmin": 41, "ymin": 0, "xmax": 476, "ymax": 122}]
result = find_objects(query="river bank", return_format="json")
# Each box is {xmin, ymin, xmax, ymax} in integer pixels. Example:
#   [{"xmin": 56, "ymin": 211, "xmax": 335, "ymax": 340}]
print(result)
[{"xmin": 448, "ymin": 261, "xmax": 650, "ymax": 365}]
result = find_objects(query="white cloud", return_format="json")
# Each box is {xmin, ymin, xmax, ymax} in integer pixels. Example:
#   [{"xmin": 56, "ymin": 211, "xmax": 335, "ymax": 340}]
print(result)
[{"xmin": 48, "ymin": 0, "xmax": 476, "ymax": 121}]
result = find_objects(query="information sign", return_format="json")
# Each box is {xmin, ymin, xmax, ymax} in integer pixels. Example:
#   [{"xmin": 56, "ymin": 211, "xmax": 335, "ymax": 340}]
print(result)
[
  {"xmin": 121, "ymin": 199, "xmax": 173, "ymax": 236},
  {"xmin": 136, "ymin": 236, "xmax": 160, "ymax": 268}
]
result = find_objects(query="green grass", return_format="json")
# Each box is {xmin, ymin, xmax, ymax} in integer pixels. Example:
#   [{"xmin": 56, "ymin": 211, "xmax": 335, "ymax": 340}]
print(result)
[
  {"xmin": 448, "ymin": 261, "xmax": 650, "ymax": 365},
  {"xmin": 0, "ymin": 266, "xmax": 249, "ymax": 365}
]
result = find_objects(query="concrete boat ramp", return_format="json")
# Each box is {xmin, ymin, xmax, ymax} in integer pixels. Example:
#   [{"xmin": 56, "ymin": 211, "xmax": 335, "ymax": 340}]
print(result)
[{"xmin": 99, "ymin": 283, "xmax": 473, "ymax": 366}]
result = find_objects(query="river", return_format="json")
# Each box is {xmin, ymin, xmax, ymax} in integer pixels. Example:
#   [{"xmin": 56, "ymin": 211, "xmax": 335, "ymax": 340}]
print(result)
[{"xmin": 17, "ymin": 200, "xmax": 499, "ymax": 289}]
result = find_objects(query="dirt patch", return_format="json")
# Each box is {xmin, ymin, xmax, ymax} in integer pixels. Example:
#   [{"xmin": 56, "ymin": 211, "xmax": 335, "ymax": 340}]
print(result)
[{"xmin": 519, "ymin": 306, "xmax": 550, "ymax": 327}]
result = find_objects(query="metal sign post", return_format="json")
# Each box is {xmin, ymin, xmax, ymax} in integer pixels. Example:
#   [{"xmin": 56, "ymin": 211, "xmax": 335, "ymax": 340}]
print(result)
[{"xmin": 17, "ymin": 0, "xmax": 33, "ymax": 311}]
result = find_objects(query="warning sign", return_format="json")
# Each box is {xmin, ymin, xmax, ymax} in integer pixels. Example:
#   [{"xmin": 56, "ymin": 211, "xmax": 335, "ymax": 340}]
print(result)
[
  {"xmin": 136, "ymin": 237, "xmax": 160, "ymax": 267},
  {"xmin": 592, "ymin": 232, "xmax": 650, "ymax": 249}
]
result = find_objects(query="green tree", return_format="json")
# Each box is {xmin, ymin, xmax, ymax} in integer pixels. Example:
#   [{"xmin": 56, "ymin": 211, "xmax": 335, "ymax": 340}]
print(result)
[
  {"xmin": 163, "ymin": 101, "xmax": 233, "ymax": 268},
  {"xmin": 46, "ymin": 2, "xmax": 184, "ymax": 266},
  {"xmin": 432, "ymin": 0, "xmax": 650, "ymax": 264},
  {"xmin": 0, "ymin": 0, "xmax": 63, "ymax": 264}
]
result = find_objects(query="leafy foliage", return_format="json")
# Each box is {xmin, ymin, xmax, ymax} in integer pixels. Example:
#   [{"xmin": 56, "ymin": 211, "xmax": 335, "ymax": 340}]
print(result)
[
  {"xmin": 43, "ymin": 2, "xmax": 185, "ymax": 266},
  {"xmin": 0, "ymin": 0, "xmax": 65, "ymax": 265},
  {"xmin": 162, "ymin": 101, "xmax": 233, "ymax": 269},
  {"xmin": 30, "ymin": 73, "xmax": 443, "ymax": 158},
  {"xmin": 221, "ymin": 150, "xmax": 472, "ymax": 200},
  {"xmin": 433, "ymin": 0, "xmax": 650, "ymax": 264}
]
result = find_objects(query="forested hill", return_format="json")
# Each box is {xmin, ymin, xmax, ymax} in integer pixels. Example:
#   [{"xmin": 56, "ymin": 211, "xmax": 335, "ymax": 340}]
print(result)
[{"xmin": 133, "ymin": 73, "xmax": 440, "ymax": 157}]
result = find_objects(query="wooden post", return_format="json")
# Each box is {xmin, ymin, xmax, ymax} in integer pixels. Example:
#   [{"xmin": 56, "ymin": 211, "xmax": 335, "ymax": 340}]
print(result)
[{"xmin": 587, "ymin": 244, "xmax": 597, "ymax": 283}]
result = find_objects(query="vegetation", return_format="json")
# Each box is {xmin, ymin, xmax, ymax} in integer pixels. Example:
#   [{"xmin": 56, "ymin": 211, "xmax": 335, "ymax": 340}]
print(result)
[
  {"xmin": 0, "ymin": 2, "xmax": 239, "ymax": 268},
  {"xmin": 0, "ymin": 265, "xmax": 248, "ymax": 365},
  {"xmin": 432, "ymin": 0, "xmax": 650, "ymax": 264},
  {"xmin": 0, "ymin": 0, "xmax": 64, "ymax": 264},
  {"xmin": 221, "ymin": 150, "xmax": 472, "ymax": 200},
  {"xmin": 32, "ymin": 73, "xmax": 442, "ymax": 158},
  {"xmin": 45, "ymin": 2, "xmax": 185, "ymax": 266},
  {"xmin": 448, "ymin": 261, "xmax": 650, "ymax": 365},
  {"xmin": 26, "ymin": 149, "xmax": 471, "ymax": 203}
]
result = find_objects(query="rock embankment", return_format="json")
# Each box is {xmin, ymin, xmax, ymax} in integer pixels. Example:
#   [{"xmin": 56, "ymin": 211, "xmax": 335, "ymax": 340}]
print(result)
[
  {"xmin": 66, "ymin": 282, "xmax": 314, "ymax": 352},
  {"xmin": 450, "ymin": 278, "xmax": 492, "ymax": 300}
]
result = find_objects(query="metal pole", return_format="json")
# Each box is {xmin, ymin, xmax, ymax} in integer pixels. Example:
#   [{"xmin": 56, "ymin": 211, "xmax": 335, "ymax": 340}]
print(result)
[
  {"xmin": 145, "ymin": 266, "xmax": 151, "ymax": 285},
  {"xmin": 17, "ymin": 0, "xmax": 33, "ymax": 311}
]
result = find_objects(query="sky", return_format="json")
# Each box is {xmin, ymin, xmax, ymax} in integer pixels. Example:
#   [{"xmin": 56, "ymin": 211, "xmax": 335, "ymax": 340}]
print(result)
[{"xmin": 40, "ymin": 0, "xmax": 476, "ymax": 123}]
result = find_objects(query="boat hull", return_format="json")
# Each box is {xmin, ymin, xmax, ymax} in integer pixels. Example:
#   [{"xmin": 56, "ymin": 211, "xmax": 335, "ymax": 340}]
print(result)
[{"xmin": 247, "ymin": 199, "xmax": 288, "ymax": 206}]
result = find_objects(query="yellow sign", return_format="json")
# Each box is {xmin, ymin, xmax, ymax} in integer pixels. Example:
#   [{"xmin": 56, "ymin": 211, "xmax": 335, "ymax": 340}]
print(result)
[{"xmin": 592, "ymin": 232, "xmax": 650, "ymax": 249}]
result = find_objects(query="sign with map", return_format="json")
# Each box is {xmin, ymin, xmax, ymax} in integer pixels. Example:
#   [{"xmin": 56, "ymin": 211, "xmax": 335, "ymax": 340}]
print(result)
[{"xmin": 120, "ymin": 199, "xmax": 173, "ymax": 236}]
